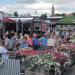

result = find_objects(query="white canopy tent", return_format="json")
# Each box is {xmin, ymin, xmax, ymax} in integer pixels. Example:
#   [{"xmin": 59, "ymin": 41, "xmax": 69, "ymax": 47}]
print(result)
[{"xmin": 9, "ymin": 17, "xmax": 33, "ymax": 22}]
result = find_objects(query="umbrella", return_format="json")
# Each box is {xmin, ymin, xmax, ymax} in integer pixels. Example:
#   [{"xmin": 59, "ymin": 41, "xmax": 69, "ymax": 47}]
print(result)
[{"xmin": 1, "ymin": 18, "xmax": 16, "ymax": 23}]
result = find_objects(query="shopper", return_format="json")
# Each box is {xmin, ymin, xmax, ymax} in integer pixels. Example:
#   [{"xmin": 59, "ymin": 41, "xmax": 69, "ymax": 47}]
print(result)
[
  {"xmin": 24, "ymin": 34, "xmax": 32, "ymax": 47},
  {"xmin": 47, "ymin": 35, "xmax": 56, "ymax": 50},
  {"xmin": 4, "ymin": 34, "xmax": 11, "ymax": 50},
  {"xmin": 39, "ymin": 33, "xmax": 48, "ymax": 46},
  {"xmin": 0, "ymin": 42, "xmax": 9, "ymax": 60},
  {"xmin": 32, "ymin": 33, "xmax": 39, "ymax": 50},
  {"xmin": 19, "ymin": 36, "xmax": 28, "ymax": 49}
]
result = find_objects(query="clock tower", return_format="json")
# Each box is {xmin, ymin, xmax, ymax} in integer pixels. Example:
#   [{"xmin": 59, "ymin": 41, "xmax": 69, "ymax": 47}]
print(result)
[{"xmin": 51, "ymin": 5, "xmax": 55, "ymax": 16}]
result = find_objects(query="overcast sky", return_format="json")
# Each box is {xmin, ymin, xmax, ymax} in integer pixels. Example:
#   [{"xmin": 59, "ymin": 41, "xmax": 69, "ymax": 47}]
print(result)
[{"xmin": 0, "ymin": 0, "xmax": 75, "ymax": 15}]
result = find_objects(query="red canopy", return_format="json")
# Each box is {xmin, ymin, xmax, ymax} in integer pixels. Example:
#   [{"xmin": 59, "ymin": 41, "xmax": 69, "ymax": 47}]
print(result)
[{"xmin": 1, "ymin": 18, "xmax": 15, "ymax": 23}]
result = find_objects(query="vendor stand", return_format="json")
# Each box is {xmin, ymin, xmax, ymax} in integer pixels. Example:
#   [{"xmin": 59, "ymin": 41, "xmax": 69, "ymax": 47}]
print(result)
[{"xmin": 16, "ymin": 47, "xmax": 70, "ymax": 75}]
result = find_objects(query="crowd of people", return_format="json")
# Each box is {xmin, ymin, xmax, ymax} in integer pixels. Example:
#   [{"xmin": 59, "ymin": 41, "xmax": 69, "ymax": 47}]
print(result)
[
  {"xmin": 0, "ymin": 29, "xmax": 72, "ymax": 50},
  {"xmin": 0, "ymin": 28, "xmax": 73, "ymax": 60}
]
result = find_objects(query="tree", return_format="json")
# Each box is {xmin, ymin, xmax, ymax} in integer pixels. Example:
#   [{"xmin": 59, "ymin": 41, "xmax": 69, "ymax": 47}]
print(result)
[
  {"xmin": 40, "ymin": 14, "xmax": 47, "ymax": 20},
  {"xmin": 14, "ymin": 11, "xmax": 19, "ymax": 17},
  {"xmin": 71, "ymin": 12, "xmax": 75, "ymax": 16},
  {"xmin": 55, "ymin": 13, "xmax": 66, "ymax": 16}
]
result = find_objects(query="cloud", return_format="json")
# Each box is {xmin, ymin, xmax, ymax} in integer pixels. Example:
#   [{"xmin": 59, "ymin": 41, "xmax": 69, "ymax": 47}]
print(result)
[
  {"xmin": 16, "ymin": 0, "xmax": 37, "ymax": 4},
  {"xmin": 0, "ymin": 3, "xmax": 52, "ymax": 15},
  {"xmin": 37, "ymin": 0, "xmax": 75, "ymax": 5},
  {"xmin": 16, "ymin": 0, "xmax": 74, "ymax": 4},
  {"xmin": 0, "ymin": 0, "xmax": 75, "ymax": 15},
  {"xmin": 15, "ymin": 0, "xmax": 75, "ymax": 13}
]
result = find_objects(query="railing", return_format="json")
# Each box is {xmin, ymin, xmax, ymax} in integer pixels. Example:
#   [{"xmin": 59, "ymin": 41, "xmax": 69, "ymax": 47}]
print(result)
[{"xmin": 0, "ymin": 58, "xmax": 20, "ymax": 75}]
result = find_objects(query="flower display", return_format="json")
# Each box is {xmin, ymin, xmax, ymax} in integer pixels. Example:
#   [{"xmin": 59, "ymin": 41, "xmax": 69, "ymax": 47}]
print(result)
[
  {"xmin": 23, "ymin": 53, "xmax": 62, "ymax": 72},
  {"xmin": 16, "ymin": 43, "xmax": 75, "ymax": 75}
]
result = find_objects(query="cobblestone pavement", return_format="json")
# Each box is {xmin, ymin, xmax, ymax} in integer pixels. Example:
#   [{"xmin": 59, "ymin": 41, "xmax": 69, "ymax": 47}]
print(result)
[{"xmin": 63, "ymin": 65, "xmax": 75, "ymax": 75}]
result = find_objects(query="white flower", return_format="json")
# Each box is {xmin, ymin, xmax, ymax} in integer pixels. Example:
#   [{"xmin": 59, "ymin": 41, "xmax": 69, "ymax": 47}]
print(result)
[
  {"xmin": 38, "ymin": 59, "xmax": 42, "ymax": 63},
  {"xmin": 41, "ymin": 61, "xmax": 43, "ymax": 64},
  {"xmin": 55, "ymin": 62, "xmax": 61, "ymax": 66}
]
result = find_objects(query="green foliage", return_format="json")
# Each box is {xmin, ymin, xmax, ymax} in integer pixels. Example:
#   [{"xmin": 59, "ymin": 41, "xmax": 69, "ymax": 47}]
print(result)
[
  {"xmin": 55, "ymin": 13, "xmax": 66, "ymax": 16},
  {"xmin": 58, "ymin": 15, "xmax": 75, "ymax": 24},
  {"xmin": 40, "ymin": 14, "xmax": 47, "ymax": 20},
  {"xmin": 23, "ymin": 53, "xmax": 57, "ymax": 72},
  {"xmin": 14, "ymin": 11, "xmax": 19, "ymax": 17},
  {"xmin": 71, "ymin": 12, "xmax": 75, "ymax": 16}
]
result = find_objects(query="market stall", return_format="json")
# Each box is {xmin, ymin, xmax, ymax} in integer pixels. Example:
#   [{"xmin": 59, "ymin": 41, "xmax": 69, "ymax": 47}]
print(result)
[{"xmin": 16, "ymin": 47, "xmax": 72, "ymax": 75}]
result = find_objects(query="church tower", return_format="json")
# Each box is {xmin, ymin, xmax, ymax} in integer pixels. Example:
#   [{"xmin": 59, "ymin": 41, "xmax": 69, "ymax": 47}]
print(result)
[{"xmin": 51, "ymin": 5, "xmax": 55, "ymax": 16}]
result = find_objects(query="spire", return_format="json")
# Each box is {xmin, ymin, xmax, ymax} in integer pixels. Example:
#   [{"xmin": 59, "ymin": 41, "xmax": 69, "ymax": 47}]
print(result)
[{"xmin": 51, "ymin": 5, "xmax": 55, "ymax": 16}]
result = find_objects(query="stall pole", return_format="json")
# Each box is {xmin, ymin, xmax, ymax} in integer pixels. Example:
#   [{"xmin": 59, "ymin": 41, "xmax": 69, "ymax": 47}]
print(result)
[
  {"xmin": 16, "ymin": 21, "xmax": 18, "ymax": 33},
  {"xmin": 22, "ymin": 21, "xmax": 23, "ymax": 35}
]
